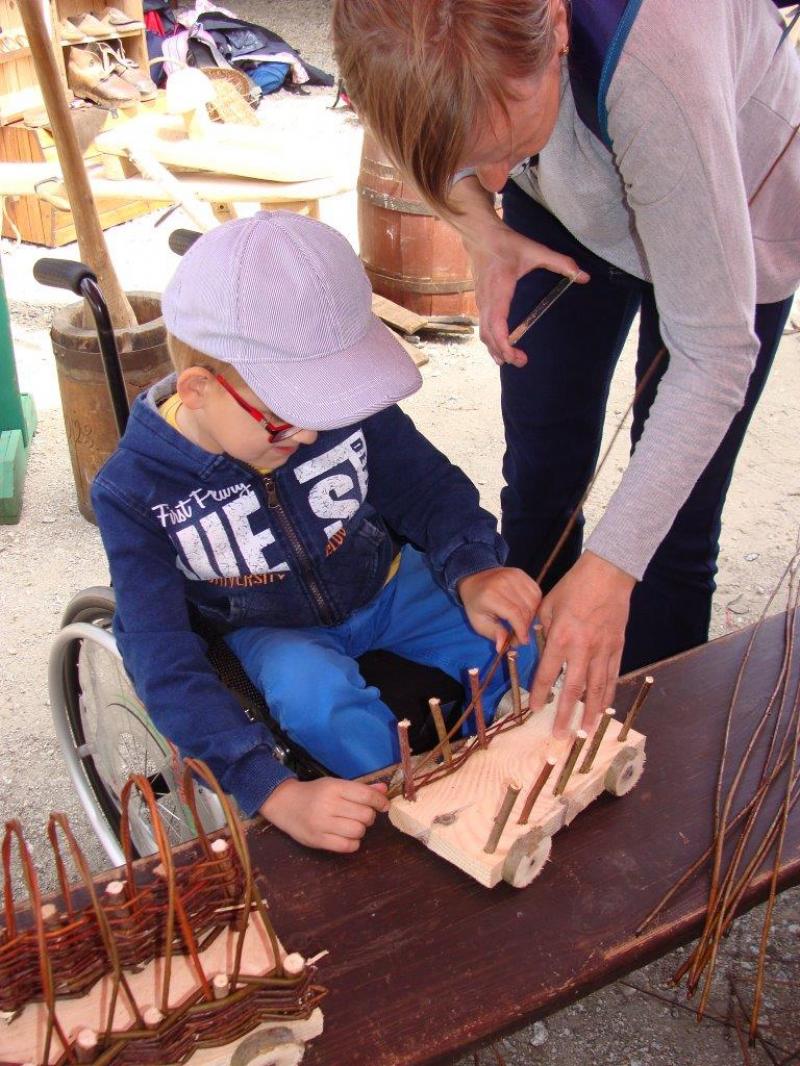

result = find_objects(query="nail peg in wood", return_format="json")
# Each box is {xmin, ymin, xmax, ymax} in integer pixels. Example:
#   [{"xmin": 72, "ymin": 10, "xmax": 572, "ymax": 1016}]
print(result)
[
  {"xmin": 397, "ymin": 719, "xmax": 416, "ymax": 801},
  {"xmin": 40, "ymin": 903, "xmax": 59, "ymax": 929},
  {"xmin": 619, "ymin": 675, "xmax": 654, "ymax": 741},
  {"xmin": 143, "ymin": 1006, "xmax": 163, "ymax": 1029},
  {"xmin": 212, "ymin": 973, "xmax": 229, "ymax": 1000},
  {"xmin": 75, "ymin": 1028, "xmax": 99, "ymax": 1063},
  {"xmin": 507, "ymin": 649, "xmax": 523, "ymax": 716},
  {"xmin": 518, "ymin": 757, "xmax": 557, "ymax": 824},
  {"xmin": 553, "ymin": 731, "xmax": 588, "ymax": 796},
  {"xmin": 483, "ymin": 779, "xmax": 521, "ymax": 854},
  {"xmin": 104, "ymin": 879, "xmax": 126, "ymax": 902},
  {"xmin": 468, "ymin": 667, "xmax": 488, "ymax": 747},
  {"xmin": 429, "ymin": 697, "xmax": 452, "ymax": 764},
  {"xmin": 579, "ymin": 709, "xmax": 615, "ymax": 773},
  {"xmin": 283, "ymin": 952, "xmax": 306, "ymax": 976}
]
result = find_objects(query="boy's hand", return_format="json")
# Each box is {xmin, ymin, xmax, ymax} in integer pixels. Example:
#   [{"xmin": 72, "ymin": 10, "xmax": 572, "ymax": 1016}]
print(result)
[
  {"xmin": 457, "ymin": 567, "xmax": 542, "ymax": 652},
  {"xmin": 259, "ymin": 777, "xmax": 389, "ymax": 853}
]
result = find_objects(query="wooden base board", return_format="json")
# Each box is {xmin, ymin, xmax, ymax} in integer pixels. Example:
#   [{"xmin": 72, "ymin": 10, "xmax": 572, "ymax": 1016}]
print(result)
[
  {"xmin": 1, "ymin": 911, "xmax": 322, "ymax": 1065},
  {"xmin": 389, "ymin": 699, "xmax": 646, "ymax": 889}
]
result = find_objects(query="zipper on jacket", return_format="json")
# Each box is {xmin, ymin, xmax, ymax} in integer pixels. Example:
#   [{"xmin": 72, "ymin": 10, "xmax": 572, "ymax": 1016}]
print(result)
[{"xmin": 262, "ymin": 473, "xmax": 336, "ymax": 626}]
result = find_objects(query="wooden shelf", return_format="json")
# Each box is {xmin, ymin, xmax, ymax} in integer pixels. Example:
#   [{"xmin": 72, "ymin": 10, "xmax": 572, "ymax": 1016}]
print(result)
[
  {"xmin": 0, "ymin": 0, "xmax": 156, "ymax": 245},
  {"xmin": 59, "ymin": 28, "xmax": 145, "ymax": 46},
  {"xmin": 0, "ymin": 48, "xmax": 32, "ymax": 66}
]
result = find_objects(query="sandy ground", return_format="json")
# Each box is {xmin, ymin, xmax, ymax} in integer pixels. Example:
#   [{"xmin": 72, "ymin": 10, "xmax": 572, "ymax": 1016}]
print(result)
[{"xmin": 1, "ymin": 2, "xmax": 799, "ymax": 1062}]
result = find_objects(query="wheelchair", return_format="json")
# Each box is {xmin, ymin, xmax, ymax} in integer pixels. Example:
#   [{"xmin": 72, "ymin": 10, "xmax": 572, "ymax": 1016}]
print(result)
[
  {"xmin": 38, "ymin": 243, "xmax": 464, "ymax": 867},
  {"xmin": 48, "ymin": 583, "xmax": 463, "ymax": 866}
]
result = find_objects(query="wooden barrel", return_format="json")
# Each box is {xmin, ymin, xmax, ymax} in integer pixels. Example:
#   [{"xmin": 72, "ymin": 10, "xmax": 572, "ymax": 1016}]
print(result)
[
  {"xmin": 50, "ymin": 293, "xmax": 171, "ymax": 523},
  {"xmin": 357, "ymin": 131, "xmax": 478, "ymax": 318}
]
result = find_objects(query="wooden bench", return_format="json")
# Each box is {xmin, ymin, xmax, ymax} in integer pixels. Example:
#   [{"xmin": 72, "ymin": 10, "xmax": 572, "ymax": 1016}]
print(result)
[{"xmin": 239, "ymin": 610, "xmax": 800, "ymax": 1064}]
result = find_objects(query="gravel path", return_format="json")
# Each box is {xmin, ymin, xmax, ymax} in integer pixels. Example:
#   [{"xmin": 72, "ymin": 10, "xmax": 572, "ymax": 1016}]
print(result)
[{"xmin": 1, "ymin": 2, "xmax": 798, "ymax": 1062}]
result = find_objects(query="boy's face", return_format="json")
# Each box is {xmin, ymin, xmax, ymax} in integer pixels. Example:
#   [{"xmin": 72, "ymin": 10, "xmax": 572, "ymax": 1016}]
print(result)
[{"xmin": 185, "ymin": 371, "xmax": 318, "ymax": 469}]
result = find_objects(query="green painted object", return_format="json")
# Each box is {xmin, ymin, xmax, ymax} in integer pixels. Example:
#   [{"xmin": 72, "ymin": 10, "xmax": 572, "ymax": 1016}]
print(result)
[{"xmin": 0, "ymin": 268, "xmax": 37, "ymax": 524}]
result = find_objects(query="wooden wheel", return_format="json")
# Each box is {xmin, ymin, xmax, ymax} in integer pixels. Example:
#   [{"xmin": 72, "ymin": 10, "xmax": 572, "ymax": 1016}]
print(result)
[
  {"xmin": 604, "ymin": 745, "xmax": 646, "ymax": 797},
  {"xmin": 502, "ymin": 830, "xmax": 551, "ymax": 888}
]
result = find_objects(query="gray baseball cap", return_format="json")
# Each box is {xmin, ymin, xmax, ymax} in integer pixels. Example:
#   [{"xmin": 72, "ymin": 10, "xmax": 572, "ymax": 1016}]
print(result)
[{"xmin": 162, "ymin": 211, "xmax": 422, "ymax": 429}]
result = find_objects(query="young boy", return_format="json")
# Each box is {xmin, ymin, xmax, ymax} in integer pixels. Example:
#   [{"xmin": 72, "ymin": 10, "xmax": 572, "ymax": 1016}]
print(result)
[{"xmin": 92, "ymin": 212, "xmax": 541, "ymax": 854}]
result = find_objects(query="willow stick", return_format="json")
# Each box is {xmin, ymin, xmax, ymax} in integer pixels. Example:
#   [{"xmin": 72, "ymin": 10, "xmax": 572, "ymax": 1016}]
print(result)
[
  {"xmin": 484, "ymin": 780, "xmax": 521, "ymax": 854},
  {"xmin": 429, "ymin": 698, "xmax": 452, "ymax": 764},
  {"xmin": 580, "ymin": 709, "xmax": 615, "ymax": 773},
  {"xmin": 469, "ymin": 668, "xmax": 488, "ymax": 748},
  {"xmin": 507, "ymin": 650, "xmax": 523, "ymax": 716},
  {"xmin": 619, "ymin": 677, "xmax": 653, "ymax": 741},
  {"xmin": 553, "ymin": 731, "xmax": 588, "ymax": 796},
  {"xmin": 518, "ymin": 757, "xmax": 557, "ymax": 824},
  {"xmin": 397, "ymin": 719, "xmax": 415, "ymax": 801}
]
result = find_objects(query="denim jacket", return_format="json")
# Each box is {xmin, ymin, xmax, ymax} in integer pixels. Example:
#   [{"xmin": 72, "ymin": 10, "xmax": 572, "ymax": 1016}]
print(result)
[{"xmin": 91, "ymin": 376, "xmax": 506, "ymax": 815}]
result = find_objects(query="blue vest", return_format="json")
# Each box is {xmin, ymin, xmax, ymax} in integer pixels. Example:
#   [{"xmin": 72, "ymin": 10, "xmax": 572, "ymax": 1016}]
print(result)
[{"xmin": 569, "ymin": 0, "xmax": 799, "ymax": 149}]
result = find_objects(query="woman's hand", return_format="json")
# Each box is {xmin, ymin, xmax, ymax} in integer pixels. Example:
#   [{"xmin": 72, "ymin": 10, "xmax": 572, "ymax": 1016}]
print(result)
[
  {"xmin": 260, "ymin": 777, "xmax": 389, "ymax": 853},
  {"xmin": 530, "ymin": 552, "xmax": 636, "ymax": 737},
  {"xmin": 445, "ymin": 175, "xmax": 588, "ymax": 368},
  {"xmin": 466, "ymin": 224, "xmax": 589, "ymax": 368}
]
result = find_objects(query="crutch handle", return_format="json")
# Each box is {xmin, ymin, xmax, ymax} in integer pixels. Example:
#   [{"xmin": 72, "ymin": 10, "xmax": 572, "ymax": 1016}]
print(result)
[
  {"xmin": 168, "ymin": 229, "xmax": 202, "ymax": 258},
  {"xmin": 33, "ymin": 258, "xmax": 96, "ymax": 296}
]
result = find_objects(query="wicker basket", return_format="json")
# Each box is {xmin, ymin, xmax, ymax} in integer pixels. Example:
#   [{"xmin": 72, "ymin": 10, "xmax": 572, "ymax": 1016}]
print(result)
[{"xmin": 204, "ymin": 66, "xmax": 259, "ymax": 126}]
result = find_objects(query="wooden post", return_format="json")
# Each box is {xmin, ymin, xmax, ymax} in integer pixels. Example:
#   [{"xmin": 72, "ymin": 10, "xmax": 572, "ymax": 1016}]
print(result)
[
  {"xmin": 553, "ymin": 731, "xmax": 588, "ymax": 796},
  {"xmin": 283, "ymin": 953, "xmax": 306, "ymax": 976},
  {"xmin": 397, "ymin": 719, "xmax": 416, "ymax": 801},
  {"xmin": 579, "ymin": 709, "xmax": 615, "ymax": 773},
  {"xmin": 619, "ymin": 676, "xmax": 654, "ymax": 741},
  {"xmin": 468, "ymin": 668, "xmax": 488, "ymax": 748},
  {"xmin": 483, "ymin": 780, "xmax": 521, "ymax": 854},
  {"xmin": 143, "ymin": 1007, "xmax": 163, "ymax": 1029},
  {"xmin": 506, "ymin": 650, "xmax": 523, "ymax": 717},
  {"xmin": 75, "ymin": 1028, "xmax": 99, "ymax": 1063},
  {"xmin": 518, "ymin": 757, "xmax": 557, "ymax": 825},
  {"xmin": 429, "ymin": 698, "xmax": 452, "ymax": 764},
  {"xmin": 19, "ymin": 2, "xmax": 137, "ymax": 332}
]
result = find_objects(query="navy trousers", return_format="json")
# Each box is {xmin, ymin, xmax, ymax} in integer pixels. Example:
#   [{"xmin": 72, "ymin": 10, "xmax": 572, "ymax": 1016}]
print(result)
[{"xmin": 500, "ymin": 182, "xmax": 793, "ymax": 673}]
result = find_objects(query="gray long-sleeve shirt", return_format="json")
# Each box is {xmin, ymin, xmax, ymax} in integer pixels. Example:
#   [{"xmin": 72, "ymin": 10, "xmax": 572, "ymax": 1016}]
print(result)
[{"xmin": 513, "ymin": 0, "xmax": 800, "ymax": 580}]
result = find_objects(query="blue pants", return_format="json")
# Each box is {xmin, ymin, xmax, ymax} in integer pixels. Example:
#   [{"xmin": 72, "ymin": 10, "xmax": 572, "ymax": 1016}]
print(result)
[
  {"xmin": 501, "ymin": 183, "xmax": 794, "ymax": 673},
  {"xmin": 225, "ymin": 546, "xmax": 537, "ymax": 777}
]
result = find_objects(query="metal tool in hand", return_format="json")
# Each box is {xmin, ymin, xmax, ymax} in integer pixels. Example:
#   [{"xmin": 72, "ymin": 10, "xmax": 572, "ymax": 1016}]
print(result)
[{"xmin": 507, "ymin": 272, "xmax": 580, "ymax": 347}]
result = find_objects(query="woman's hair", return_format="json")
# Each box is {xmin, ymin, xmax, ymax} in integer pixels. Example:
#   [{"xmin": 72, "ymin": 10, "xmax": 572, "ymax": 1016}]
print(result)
[{"xmin": 332, "ymin": 0, "xmax": 557, "ymax": 213}]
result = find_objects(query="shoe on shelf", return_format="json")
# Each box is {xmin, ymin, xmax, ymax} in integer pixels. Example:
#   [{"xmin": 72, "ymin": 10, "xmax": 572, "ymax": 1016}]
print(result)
[
  {"xmin": 90, "ymin": 41, "xmax": 157, "ymax": 100},
  {"xmin": 59, "ymin": 18, "xmax": 87, "ymax": 42},
  {"xmin": 66, "ymin": 13, "xmax": 108, "ymax": 38},
  {"xmin": 67, "ymin": 46, "xmax": 140, "ymax": 108},
  {"xmin": 103, "ymin": 7, "xmax": 144, "ymax": 30}
]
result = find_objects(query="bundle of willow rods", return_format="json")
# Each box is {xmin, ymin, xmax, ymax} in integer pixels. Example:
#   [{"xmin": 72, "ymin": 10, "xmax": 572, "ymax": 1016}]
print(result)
[{"xmin": 637, "ymin": 542, "xmax": 800, "ymax": 1044}]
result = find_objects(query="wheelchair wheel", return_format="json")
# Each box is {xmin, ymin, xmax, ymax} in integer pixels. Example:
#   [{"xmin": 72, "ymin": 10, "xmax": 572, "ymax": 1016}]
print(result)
[{"xmin": 49, "ymin": 587, "xmax": 224, "ymax": 865}]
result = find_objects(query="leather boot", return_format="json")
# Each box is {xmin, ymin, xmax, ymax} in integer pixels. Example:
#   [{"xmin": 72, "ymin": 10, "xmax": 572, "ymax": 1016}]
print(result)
[
  {"xmin": 65, "ymin": 13, "xmax": 108, "ymax": 38},
  {"xmin": 92, "ymin": 41, "xmax": 157, "ymax": 101},
  {"xmin": 67, "ymin": 46, "xmax": 140, "ymax": 108},
  {"xmin": 104, "ymin": 7, "xmax": 144, "ymax": 30}
]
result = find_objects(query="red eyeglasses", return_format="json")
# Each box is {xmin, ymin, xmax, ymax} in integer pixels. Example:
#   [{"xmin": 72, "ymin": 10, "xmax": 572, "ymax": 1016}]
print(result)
[{"xmin": 214, "ymin": 373, "xmax": 299, "ymax": 443}]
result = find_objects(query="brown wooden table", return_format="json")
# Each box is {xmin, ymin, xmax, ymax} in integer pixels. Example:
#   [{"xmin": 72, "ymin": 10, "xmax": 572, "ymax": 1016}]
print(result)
[{"xmin": 242, "ymin": 611, "xmax": 800, "ymax": 1065}]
